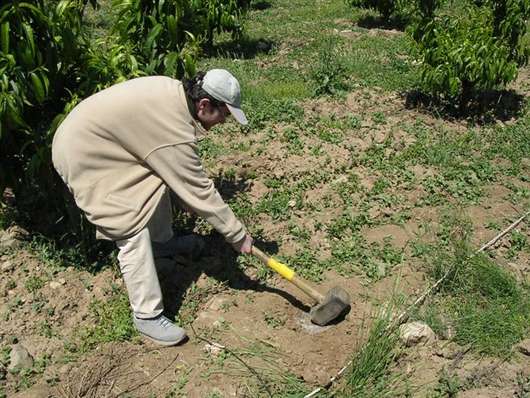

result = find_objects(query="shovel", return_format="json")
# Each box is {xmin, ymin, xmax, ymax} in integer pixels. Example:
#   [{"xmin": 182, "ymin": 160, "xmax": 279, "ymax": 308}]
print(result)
[{"xmin": 251, "ymin": 247, "xmax": 351, "ymax": 326}]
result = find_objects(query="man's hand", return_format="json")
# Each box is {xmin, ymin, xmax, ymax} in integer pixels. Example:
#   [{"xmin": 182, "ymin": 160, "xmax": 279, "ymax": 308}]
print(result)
[{"xmin": 232, "ymin": 234, "xmax": 253, "ymax": 254}]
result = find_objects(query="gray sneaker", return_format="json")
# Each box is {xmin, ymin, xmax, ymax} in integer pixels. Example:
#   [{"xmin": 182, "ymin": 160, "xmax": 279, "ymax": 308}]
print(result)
[
  {"xmin": 152, "ymin": 234, "xmax": 205, "ymax": 261},
  {"xmin": 133, "ymin": 315, "xmax": 187, "ymax": 346}
]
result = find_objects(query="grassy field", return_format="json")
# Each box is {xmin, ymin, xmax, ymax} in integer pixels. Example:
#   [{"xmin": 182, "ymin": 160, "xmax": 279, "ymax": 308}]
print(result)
[{"xmin": 1, "ymin": 0, "xmax": 530, "ymax": 397}]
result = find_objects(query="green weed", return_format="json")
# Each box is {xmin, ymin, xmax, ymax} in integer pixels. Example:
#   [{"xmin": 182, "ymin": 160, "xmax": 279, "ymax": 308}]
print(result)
[
  {"xmin": 429, "ymin": 370, "xmax": 461, "ymax": 398},
  {"xmin": 310, "ymin": 37, "xmax": 348, "ymax": 96},
  {"xmin": 38, "ymin": 320, "xmax": 55, "ymax": 338},
  {"xmin": 198, "ymin": 137, "xmax": 225, "ymax": 159},
  {"xmin": 255, "ymin": 188, "xmax": 302, "ymax": 220},
  {"xmin": 24, "ymin": 276, "xmax": 45, "ymax": 293},
  {"xmin": 506, "ymin": 230, "xmax": 528, "ymax": 259},
  {"xmin": 263, "ymin": 311, "xmax": 287, "ymax": 328},
  {"xmin": 72, "ymin": 286, "xmax": 137, "ymax": 353},
  {"xmin": 336, "ymin": 307, "xmax": 404, "ymax": 397},
  {"xmin": 287, "ymin": 248, "xmax": 328, "ymax": 281}
]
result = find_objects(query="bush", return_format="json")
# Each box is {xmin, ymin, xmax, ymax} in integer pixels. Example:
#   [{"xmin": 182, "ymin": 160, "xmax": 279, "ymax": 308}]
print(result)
[
  {"xmin": 409, "ymin": 0, "xmax": 530, "ymax": 109},
  {"xmin": 112, "ymin": 0, "xmax": 249, "ymax": 76},
  {"xmin": 1, "ymin": 1, "xmax": 94, "ymax": 195}
]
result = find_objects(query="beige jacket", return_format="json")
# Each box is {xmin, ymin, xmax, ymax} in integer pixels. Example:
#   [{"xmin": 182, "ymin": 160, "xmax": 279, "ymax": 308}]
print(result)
[{"xmin": 52, "ymin": 76, "xmax": 246, "ymax": 243}]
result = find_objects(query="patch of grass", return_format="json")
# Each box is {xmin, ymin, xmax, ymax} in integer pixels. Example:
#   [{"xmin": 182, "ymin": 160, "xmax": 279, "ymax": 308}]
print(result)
[
  {"xmin": 336, "ymin": 307, "xmax": 405, "ymax": 397},
  {"xmin": 24, "ymin": 276, "xmax": 45, "ymax": 293},
  {"xmin": 38, "ymin": 320, "xmax": 55, "ymax": 338},
  {"xmin": 419, "ymin": 214, "xmax": 530, "ymax": 356},
  {"xmin": 255, "ymin": 187, "xmax": 302, "ymax": 220},
  {"xmin": 263, "ymin": 311, "xmax": 287, "ymax": 328},
  {"xmin": 286, "ymin": 248, "xmax": 328, "ymax": 281},
  {"xmin": 198, "ymin": 136, "xmax": 225, "ymax": 160},
  {"xmin": 175, "ymin": 280, "xmax": 228, "ymax": 326},
  {"xmin": 71, "ymin": 286, "xmax": 137, "ymax": 353},
  {"xmin": 506, "ymin": 230, "xmax": 528, "ymax": 259},
  {"xmin": 451, "ymin": 294, "xmax": 530, "ymax": 356},
  {"xmin": 247, "ymin": 98, "xmax": 305, "ymax": 128},
  {"xmin": 202, "ymin": 333, "xmax": 314, "ymax": 397},
  {"xmin": 27, "ymin": 234, "xmax": 116, "ymax": 274},
  {"xmin": 343, "ymin": 33, "xmax": 418, "ymax": 91},
  {"xmin": 410, "ymin": 304, "xmax": 447, "ymax": 339},
  {"xmin": 429, "ymin": 370, "xmax": 462, "ymax": 398}
]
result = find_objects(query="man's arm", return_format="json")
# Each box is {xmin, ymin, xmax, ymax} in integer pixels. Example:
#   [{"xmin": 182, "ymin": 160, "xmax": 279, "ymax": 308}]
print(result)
[{"xmin": 145, "ymin": 143, "xmax": 247, "ymax": 245}]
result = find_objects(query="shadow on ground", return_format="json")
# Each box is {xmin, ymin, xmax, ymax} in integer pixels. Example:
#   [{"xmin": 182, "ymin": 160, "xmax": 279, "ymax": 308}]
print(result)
[
  {"xmin": 404, "ymin": 89, "xmax": 527, "ymax": 125},
  {"xmin": 252, "ymin": 0, "xmax": 272, "ymax": 10},
  {"xmin": 204, "ymin": 36, "xmax": 275, "ymax": 59},
  {"xmin": 160, "ymin": 173, "xmax": 310, "ymax": 320},
  {"xmin": 156, "ymin": 234, "xmax": 311, "ymax": 321},
  {"xmin": 356, "ymin": 15, "xmax": 408, "ymax": 31}
]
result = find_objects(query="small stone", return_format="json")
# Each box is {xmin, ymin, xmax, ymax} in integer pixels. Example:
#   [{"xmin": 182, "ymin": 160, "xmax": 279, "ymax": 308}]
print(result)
[
  {"xmin": 0, "ymin": 231, "xmax": 20, "ymax": 250},
  {"xmin": 57, "ymin": 278, "xmax": 66, "ymax": 285},
  {"xmin": 399, "ymin": 321, "xmax": 436, "ymax": 347},
  {"xmin": 206, "ymin": 296, "xmax": 230, "ymax": 312},
  {"xmin": 8, "ymin": 344, "xmax": 34, "ymax": 372},
  {"xmin": 517, "ymin": 339, "xmax": 530, "ymax": 356},
  {"xmin": 203, "ymin": 343, "xmax": 223, "ymax": 357},
  {"xmin": 1, "ymin": 261, "xmax": 14, "ymax": 272},
  {"xmin": 49, "ymin": 281, "xmax": 62, "ymax": 290}
]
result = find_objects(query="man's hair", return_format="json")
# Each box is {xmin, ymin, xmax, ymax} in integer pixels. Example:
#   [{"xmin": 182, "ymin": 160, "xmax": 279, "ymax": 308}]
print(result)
[{"xmin": 183, "ymin": 71, "xmax": 223, "ymax": 107}]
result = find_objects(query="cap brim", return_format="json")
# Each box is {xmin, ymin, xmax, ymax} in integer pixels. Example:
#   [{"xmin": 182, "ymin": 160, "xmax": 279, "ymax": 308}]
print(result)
[{"xmin": 226, "ymin": 103, "xmax": 248, "ymax": 125}]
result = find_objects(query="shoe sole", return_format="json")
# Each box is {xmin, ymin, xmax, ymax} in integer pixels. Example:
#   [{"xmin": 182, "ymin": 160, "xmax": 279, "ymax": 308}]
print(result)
[{"xmin": 140, "ymin": 333, "xmax": 188, "ymax": 346}]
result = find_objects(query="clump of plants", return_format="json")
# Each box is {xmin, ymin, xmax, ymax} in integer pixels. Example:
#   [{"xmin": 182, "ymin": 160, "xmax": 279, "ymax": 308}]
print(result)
[
  {"xmin": 409, "ymin": 0, "xmax": 530, "ymax": 111},
  {"xmin": 310, "ymin": 37, "xmax": 348, "ymax": 96},
  {"xmin": 348, "ymin": 0, "xmax": 416, "ymax": 25}
]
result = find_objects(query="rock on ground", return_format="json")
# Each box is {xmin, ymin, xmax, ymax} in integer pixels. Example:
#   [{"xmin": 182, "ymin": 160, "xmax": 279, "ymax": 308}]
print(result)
[
  {"xmin": 399, "ymin": 321, "xmax": 436, "ymax": 347},
  {"xmin": 8, "ymin": 344, "xmax": 34, "ymax": 372}
]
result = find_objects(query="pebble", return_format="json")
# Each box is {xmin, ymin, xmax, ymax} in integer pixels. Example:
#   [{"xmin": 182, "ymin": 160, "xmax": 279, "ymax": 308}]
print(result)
[
  {"xmin": 399, "ymin": 321, "xmax": 436, "ymax": 347},
  {"xmin": 8, "ymin": 344, "xmax": 34, "ymax": 372},
  {"xmin": 0, "ymin": 232, "xmax": 19, "ymax": 250},
  {"xmin": 49, "ymin": 281, "xmax": 62, "ymax": 290},
  {"xmin": 1, "ymin": 260, "xmax": 14, "ymax": 272},
  {"xmin": 203, "ymin": 343, "xmax": 223, "ymax": 357}
]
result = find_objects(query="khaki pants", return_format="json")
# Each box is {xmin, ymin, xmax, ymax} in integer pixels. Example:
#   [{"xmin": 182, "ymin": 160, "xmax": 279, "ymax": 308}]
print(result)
[{"xmin": 116, "ymin": 189, "xmax": 173, "ymax": 319}]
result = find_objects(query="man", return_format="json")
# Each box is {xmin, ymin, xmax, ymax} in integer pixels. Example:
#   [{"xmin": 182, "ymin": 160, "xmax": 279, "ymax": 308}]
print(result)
[{"xmin": 52, "ymin": 69, "xmax": 253, "ymax": 346}]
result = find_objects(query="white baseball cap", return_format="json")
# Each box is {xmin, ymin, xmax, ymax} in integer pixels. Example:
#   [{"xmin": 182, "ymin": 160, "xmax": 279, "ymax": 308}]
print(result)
[{"xmin": 202, "ymin": 69, "xmax": 248, "ymax": 125}]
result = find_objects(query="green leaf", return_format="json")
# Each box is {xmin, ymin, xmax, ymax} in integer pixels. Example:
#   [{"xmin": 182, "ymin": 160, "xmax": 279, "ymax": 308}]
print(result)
[
  {"xmin": 21, "ymin": 23, "xmax": 36, "ymax": 61},
  {"xmin": 184, "ymin": 53, "xmax": 196, "ymax": 78},
  {"xmin": 166, "ymin": 14, "xmax": 177, "ymax": 44},
  {"xmin": 1, "ymin": 22, "xmax": 9, "ymax": 54},
  {"xmin": 29, "ymin": 72, "xmax": 45, "ymax": 103},
  {"xmin": 144, "ymin": 23, "xmax": 163, "ymax": 52}
]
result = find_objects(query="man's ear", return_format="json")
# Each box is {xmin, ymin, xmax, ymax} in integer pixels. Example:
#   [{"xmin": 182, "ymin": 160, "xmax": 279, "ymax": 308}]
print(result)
[{"xmin": 197, "ymin": 98, "xmax": 211, "ymax": 112}]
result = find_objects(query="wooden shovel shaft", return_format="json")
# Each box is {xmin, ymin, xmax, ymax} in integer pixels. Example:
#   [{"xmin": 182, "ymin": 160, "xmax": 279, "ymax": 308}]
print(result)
[{"xmin": 251, "ymin": 247, "xmax": 325, "ymax": 303}]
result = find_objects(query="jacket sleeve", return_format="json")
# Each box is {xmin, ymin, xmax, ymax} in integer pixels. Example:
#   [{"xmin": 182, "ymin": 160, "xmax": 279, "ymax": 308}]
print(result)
[{"xmin": 145, "ymin": 143, "xmax": 246, "ymax": 244}]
